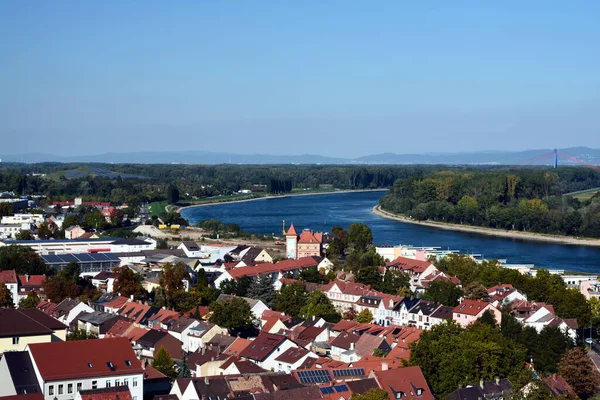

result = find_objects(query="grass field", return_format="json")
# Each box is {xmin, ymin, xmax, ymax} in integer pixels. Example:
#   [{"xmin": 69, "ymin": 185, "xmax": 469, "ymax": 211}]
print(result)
[
  {"xmin": 148, "ymin": 200, "xmax": 168, "ymax": 215},
  {"xmin": 565, "ymin": 187, "xmax": 600, "ymax": 201}
]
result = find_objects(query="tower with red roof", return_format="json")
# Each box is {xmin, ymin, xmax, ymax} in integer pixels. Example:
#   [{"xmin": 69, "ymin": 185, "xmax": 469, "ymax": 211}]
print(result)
[{"xmin": 285, "ymin": 223, "xmax": 298, "ymax": 259}]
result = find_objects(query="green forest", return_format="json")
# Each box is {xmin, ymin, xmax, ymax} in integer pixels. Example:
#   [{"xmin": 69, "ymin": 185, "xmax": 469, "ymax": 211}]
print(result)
[
  {"xmin": 379, "ymin": 167, "xmax": 600, "ymax": 237},
  {"xmin": 0, "ymin": 163, "xmax": 429, "ymax": 204}
]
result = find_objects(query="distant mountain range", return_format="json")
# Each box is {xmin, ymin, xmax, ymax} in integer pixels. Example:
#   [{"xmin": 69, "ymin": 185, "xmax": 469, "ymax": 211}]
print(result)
[{"xmin": 1, "ymin": 147, "xmax": 599, "ymax": 166}]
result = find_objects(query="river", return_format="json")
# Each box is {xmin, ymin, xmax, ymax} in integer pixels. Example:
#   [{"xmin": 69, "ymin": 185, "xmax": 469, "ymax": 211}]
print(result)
[{"xmin": 181, "ymin": 191, "xmax": 600, "ymax": 273}]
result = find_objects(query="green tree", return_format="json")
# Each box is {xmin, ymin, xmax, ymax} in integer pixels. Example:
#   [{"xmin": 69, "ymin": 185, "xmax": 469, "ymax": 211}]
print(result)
[
  {"xmin": 559, "ymin": 347, "xmax": 600, "ymax": 399},
  {"xmin": 355, "ymin": 265, "xmax": 382, "ymax": 288},
  {"xmin": 377, "ymin": 269, "xmax": 410, "ymax": 295},
  {"xmin": 0, "ymin": 245, "xmax": 50, "ymax": 275},
  {"xmin": 67, "ymin": 328, "xmax": 98, "ymax": 341},
  {"xmin": 477, "ymin": 309, "xmax": 497, "ymax": 327},
  {"xmin": 0, "ymin": 202, "xmax": 12, "ymax": 217},
  {"xmin": 209, "ymin": 297, "xmax": 254, "ymax": 331},
  {"xmin": 152, "ymin": 346, "xmax": 177, "ymax": 380},
  {"xmin": 160, "ymin": 262, "xmax": 188, "ymax": 298},
  {"xmin": 356, "ymin": 309, "xmax": 373, "ymax": 323},
  {"xmin": 300, "ymin": 291, "xmax": 341, "ymax": 323},
  {"xmin": 273, "ymin": 283, "xmax": 308, "ymax": 317},
  {"xmin": 0, "ymin": 283, "xmax": 14, "ymax": 308},
  {"xmin": 298, "ymin": 268, "xmax": 329, "ymax": 284},
  {"xmin": 112, "ymin": 266, "xmax": 146, "ymax": 299},
  {"xmin": 351, "ymin": 388, "xmax": 390, "ymax": 400},
  {"xmin": 62, "ymin": 215, "xmax": 81, "ymax": 230},
  {"xmin": 348, "ymin": 223, "xmax": 373, "ymax": 253},
  {"xmin": 166, "ymin": 185, "xmax": 180, "ymax": 205},
  {"xmin": 421, "ymin": 280, "xmax": 463, "ymax": 307},
  {"xmin": 463, "ymin": 281, "xmax": 489, "ymax": 301},
  {"xmin": 410, "ymin": 321, "xmax": 527, "ymax": 398},
  {"xmin": 18, "ymin": 291, "xmax": 40, "ymax": 308},
  {"xmin": 178, "ymin": 352, "xmax": 191, "ymax": 378},
  {"xmin": 246, "ymin": 275, "xmax": 275, "ymax": 306},
  {"xmin": 15, "ymin": 230, "xmax": 34, "ymax": 240}
]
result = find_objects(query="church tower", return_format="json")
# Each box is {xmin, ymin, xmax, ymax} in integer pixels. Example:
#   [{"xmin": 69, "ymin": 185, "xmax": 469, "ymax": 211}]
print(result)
[{"xmin": 285, "ymin": 223, "xmax": 298, "ymax": 259}]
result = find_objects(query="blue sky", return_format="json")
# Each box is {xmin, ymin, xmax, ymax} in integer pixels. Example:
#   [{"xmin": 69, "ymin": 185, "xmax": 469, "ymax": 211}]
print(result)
[{"xmin": 1, "ymin": 1, "xmax": 599, "ymax": 157}]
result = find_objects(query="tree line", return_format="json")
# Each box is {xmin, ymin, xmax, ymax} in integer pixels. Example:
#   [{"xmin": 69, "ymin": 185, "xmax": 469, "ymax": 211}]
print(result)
[{"xmin": 380, "ymin": 168, "xmax": 600, "ymax": 237}]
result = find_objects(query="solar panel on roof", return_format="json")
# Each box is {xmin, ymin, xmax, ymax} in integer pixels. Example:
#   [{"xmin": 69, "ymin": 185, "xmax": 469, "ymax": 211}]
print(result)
[
  {"xmin": 75, "ymin": 253, "xmax": 94, "ymax": 262},
  {"xmin": 298, "ymin": 370, "xmax": 331, "ymax": 384},
  {"xmin": 333, "ymin": 368, "xmax": 365, "ymax": 377},
  {"xmin": 334, "ymin": 385, "xmax": 349, "ymax": 393},
  {"xmin": 320, "ymin": 387, "xmax": 334, "ymax": 395}
]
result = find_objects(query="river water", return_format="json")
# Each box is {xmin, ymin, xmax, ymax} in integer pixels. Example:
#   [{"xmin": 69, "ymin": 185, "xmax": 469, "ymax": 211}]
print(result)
[{"xmin": 181, "ymin": 191, "xmax": 600, "ymax": 273}]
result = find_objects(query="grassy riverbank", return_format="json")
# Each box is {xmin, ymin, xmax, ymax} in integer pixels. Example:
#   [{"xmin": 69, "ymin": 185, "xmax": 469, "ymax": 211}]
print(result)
[{"xmin": 373, "ymin": 205, "xmax": 600, "ymax": 247}]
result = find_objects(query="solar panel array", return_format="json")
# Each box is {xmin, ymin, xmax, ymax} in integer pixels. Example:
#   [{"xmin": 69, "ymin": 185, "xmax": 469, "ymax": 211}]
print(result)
[
  {"xmin": 332, "ymin": 368, "xmax": 365, "ymax": 377},
  {"xmin": 42, "ymin": 252, "xmax": 120, "ymax": 264},
  {"xmin": 319, "ymin": 387, "xmax": 334, "ymax": 395},
  {"xmin": 333, "ymin": 384, "xmax": 349, "ymax": 393},
  {"xmin": 297, "ymin": 370, "xmax": 332, "ymax": 384}
]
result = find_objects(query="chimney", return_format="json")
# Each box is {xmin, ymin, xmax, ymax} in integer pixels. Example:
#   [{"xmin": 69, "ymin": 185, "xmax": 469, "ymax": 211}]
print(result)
[
  {"xmin": 495, "ymin": 377, "xmax": 500, "ymax": 385},
  {"xmin": 205, "ymin": 376, "xmax": 209, "ymax": 385},
  {"xmin": 201, "ymin": 347, "xmax": 205, "ymax": 355},
  {"xmin": 130, "ymin": 295, "xmax": 134, "ymax": 301},
  {"xmin": 480, "ymin": 379, "xmax": 484, "ymax": 389},
  {"xmin": 350, "ymin": 342, "xmax": 355, "ymax": 351},
  {"xmin": 25, "ymin": 274, "xmax": 29, "ymax": 282},
  {"xmin": 381, "ymin": 362, "xmax": 388, "ymax": 371}
]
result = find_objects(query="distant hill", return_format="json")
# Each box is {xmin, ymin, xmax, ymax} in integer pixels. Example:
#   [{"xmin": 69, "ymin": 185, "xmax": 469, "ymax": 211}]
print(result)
[
  {"xmin": 49, "ymin": 166, "xmax": 147, "ymax": 179},
  {"xmin": 1, "ymin": 147, "xmax": 599, "ymax": 166}
]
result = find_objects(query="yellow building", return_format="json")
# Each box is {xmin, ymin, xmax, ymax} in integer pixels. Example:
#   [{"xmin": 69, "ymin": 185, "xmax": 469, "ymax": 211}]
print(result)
[{"xmin": 0, "ymin": 308, "xmax": 67, "ymax": 354}]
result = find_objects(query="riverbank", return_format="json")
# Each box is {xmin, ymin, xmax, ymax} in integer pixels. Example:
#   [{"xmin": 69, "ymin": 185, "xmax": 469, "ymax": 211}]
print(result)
[
  {"xmin": 177, "ymin": 188, "xmax": 389, "ymax": 212},
  {"xmin": 373, "ymin": 205, "xmax": 600, "ymax": 247}
]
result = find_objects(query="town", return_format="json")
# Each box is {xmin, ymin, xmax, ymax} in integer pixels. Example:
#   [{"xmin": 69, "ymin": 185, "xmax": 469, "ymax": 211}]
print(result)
[{"xmin": 1, "ymin": 194, "xmax": 599, "ymax": 400}]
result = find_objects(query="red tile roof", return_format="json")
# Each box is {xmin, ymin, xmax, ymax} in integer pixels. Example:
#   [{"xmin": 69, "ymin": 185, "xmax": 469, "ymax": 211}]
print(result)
[
  {"xmin": 487, "ymin": 284, "xmax": 514, "ymax": 295},
  {"xmin": 17, "ymin": 275, "xmax": 46, "ymax": 287},
  {"xmin": 298, "ymin": 230, "xmax": 321, "ymax": 244},
  {"xmin": 329, "ymin": 332, "xmax": 360, "ymax": 350},
  {"xmin": 239, "ymin": 333, "xmax": 287, "ymax": 362},
  {"xmin": 79, "ymin": 386, "xmax": 132, "ymax": 400},
  {"xmin": 352, "ymin": 355, "xmax": 407, "ymax": 374},
  {"xmin": 285, "ymin": 224, "xmax": 298, "ymax": 236},
  {"xmin": 274, "ymin": 347, "xmax": 310, "ymax": 364},
  {"xmin": 103, "ymin": 296, "xmax": 129, "ymax": 309},
  {"xmin": 453, "ymin": 300, "xmax": 491, "ymax": 316},
  {"xmin": 223, "ymin": 337, "xmax": 252, "ymax": 356},
  {"xmin": 320, "ymin": 280, "xmax": 374, "ymax": 297},
  {"xmin": 143, "ymin": 365, "xmax": 167, "ymax": 380},
  {"xmin": 385, "ymin": 257, "xmax": 432, "ymax": 273},
  {"xmin": 28, "ymin": 338, "xmax": 143, "ymax": 381},
  {"xmin": 0, "ymin": 269, "xmax": 18, "ymax": 284},
  {"xmin": 0, "ymin": 394, "xmax": 44, "ymax": 400},
  {"xmin": 226, "ymin": 257, "xmax": 319, "ymax": 280},
  {"xmin": 542, "ymin": 374, "xmax": 577, "ymax": 398},
  {"xmin": 374, "ymin": 366, "xmax": 434, "ymax": 400}
]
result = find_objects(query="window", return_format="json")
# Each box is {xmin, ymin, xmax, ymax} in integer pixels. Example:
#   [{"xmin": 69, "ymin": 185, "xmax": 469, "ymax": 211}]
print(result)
[
  {"xmin": 68, "ymin": 384, "xmax": 73, "ymax": 394},
  {"xmin": 133, "ymin": 397, "xmax": 137, "ymax": 400},
  {"xmin": 133, "ymin": 378, "xmax": 138, "ymax": 387},
  {"xmin": 106, "ymin": 381, "xmax": 111, "ymax": 388},
  {"xmin": 115, "ymin": 379, "xmax": 120, "ymax": 386},
  {"xmin": 124, "ymin": 379, "xmax": 129, "ymax": 387},
  {"xmin": 58, "ymin": 384, "xmax": 64, "ymax": 395},
  {"xmin": 49, "ymin": 386, "xmax": 54, "ymax": 396},
  {"xmin": 12, "ymin": 337, "xmax": 20, "ymax": 345},
  {"xmin": 77, "ymin": 383, "xmax": 82, "ymax": 392},
  {"xmin": 125, "ymin": 360, "xmax": 132, "ymax": 366},
  {"xmin": 92, "ymin": 381, "xmax": 98, "ymax": 390}
]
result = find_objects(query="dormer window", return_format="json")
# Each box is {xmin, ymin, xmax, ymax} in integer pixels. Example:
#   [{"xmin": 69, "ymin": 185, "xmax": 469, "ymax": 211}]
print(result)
[
  {"xmin": 88, "ymin": 363, "xmax": 93, "ymax": 368},
  {"xmin": 125, "ymin": 360, "xmax": 132, "ymax": 366}
]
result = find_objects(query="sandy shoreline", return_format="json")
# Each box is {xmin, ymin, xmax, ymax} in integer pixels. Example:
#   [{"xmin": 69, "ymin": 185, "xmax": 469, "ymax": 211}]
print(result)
[
  {"xmin": 373, "ymin": 205, "xmax": 600, "ymax": 248},
  {"xmin": 177, "ymin": 189, "xmax": 389, "ymax": 212}
]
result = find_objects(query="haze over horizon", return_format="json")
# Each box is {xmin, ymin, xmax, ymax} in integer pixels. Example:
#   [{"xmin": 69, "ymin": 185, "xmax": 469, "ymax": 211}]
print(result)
[{"xmin": 1, "ymin": 1, "xmax": 599, "ymax": 158}]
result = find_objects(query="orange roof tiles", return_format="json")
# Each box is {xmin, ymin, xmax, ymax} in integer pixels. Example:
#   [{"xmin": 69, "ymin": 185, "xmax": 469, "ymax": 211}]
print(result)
[
  {"xmin": 223, "ymin": 337, "xmax": 251, "ymax": 356},
  {"xmin": 453, "ymin": 299, "xmax": 491, "ymax": 316},
  {"xmin": 385, "ymin": 256, "xmax": 433, "ymax": 273},
  {"xmin": 226, "ymin": 257, "xmax": 319, "ymax": 279},
  {"xmin": 285, "ymin": 224, "xmax": 298, "ymax": 236},
  {"xmin": 0, "ymin": 270, "xmax": 18, "ymax": 284}
]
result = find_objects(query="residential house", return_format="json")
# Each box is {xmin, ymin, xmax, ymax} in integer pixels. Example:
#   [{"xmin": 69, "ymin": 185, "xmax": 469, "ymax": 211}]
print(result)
[
  {"xmin": 64, "ymin": 226, "xmax": 86, "ymax": 240},
  {"xmin": 76, "ymin": 311, "xmax": 121, "ymax": 337},
  {"xmin": 110, "ymin": 238, "xmax": 155, "ymax": 253},
  {"xmin": 238, "ymin": 332, "xmax": 298, "ymax": 371},
  {"xmin": 0, "ymin": 270, "xmax": 19, "ymax": 308},
  {"xmin": 542, "ymin": 374, "xmax": 577, "ymax": 398},
  {"xmin": 91, "ymin": 272, "xmax": 116, "ymax": 293},
  {"xmin": 186, "ymin": 322, "xmax": 228, "ymax": 353},
  {"xmin": 177, "ymin": 242, "xmax": 206, "ymax": 259},
  {"xmin": 580, "ymin": 280, "xmax": 600, "ymax": 300},
  {"xmin": 320, "ymin": 280, "xmax": 376, "ymax": 313},
  {"xmin": 165, "ymin": 317, "xmax": 200, "ymax": 352},
  {"xmin": 0, "ymin": 309, "xmax": 68, "ymax": 353},
  {"xmin": 446, "ymin": 378, "xmax": 513, "ymax": 400},
  {"xmin": 372, "ymin": 366, "xmax": 434, "ymax": 400},
  {"xmin": 403, "ymin": 300, "xmax": 451, "ymax": 330},
  {"xmin": 329, "ymin": 332, "xmax": 361, "ymax": 362},
  {"xmin": 488, "ymin": 284, "xmax": 528, "ymax": 306},
  {"xmin": 75, "ymin": 386, "xmax": 133, "ymax": 400},
  {"xmin": 273, "ymin": 347, "xmax": 318, "ymax": 373},
  {"xmin": 92, "ymin": 294, "xmax": 128, "ymax": 313},
  {"xmin": 17, "ymin": 275, "xmax": 47, "ymax": 302},
  {"xmin": 0, "ymin": 351, "xmax": 42, "ymax": 397},
  {"xmin": 214, "ymin": 257, "xmax": 320, "ymax": 290},
  {"xmin": 384, "ymin": 257, "xmax": 439, "ymax": 292},
  {"xmin": 453, "ymin": 300, "xmax": 502, "ymax": 327},
  {"xmin": 26, "ymin": 338, "xmax": 144, "ymax": 400},
  {"xmin": 521, "ymin": 305, "xmax": 578, "ymax": 341},
  {"xmin": 134, "ymin": 330, "xmax": 183, "ymax": 363},
  {"xmin": 354, "ymin": 334, "xmax": 391, "ymax": 359}
]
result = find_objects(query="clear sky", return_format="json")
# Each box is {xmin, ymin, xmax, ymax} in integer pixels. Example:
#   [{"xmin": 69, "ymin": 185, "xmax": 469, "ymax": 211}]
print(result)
[{"xmin": 1, "ymin": 1, "xmax": 599, "ymax": 158}]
